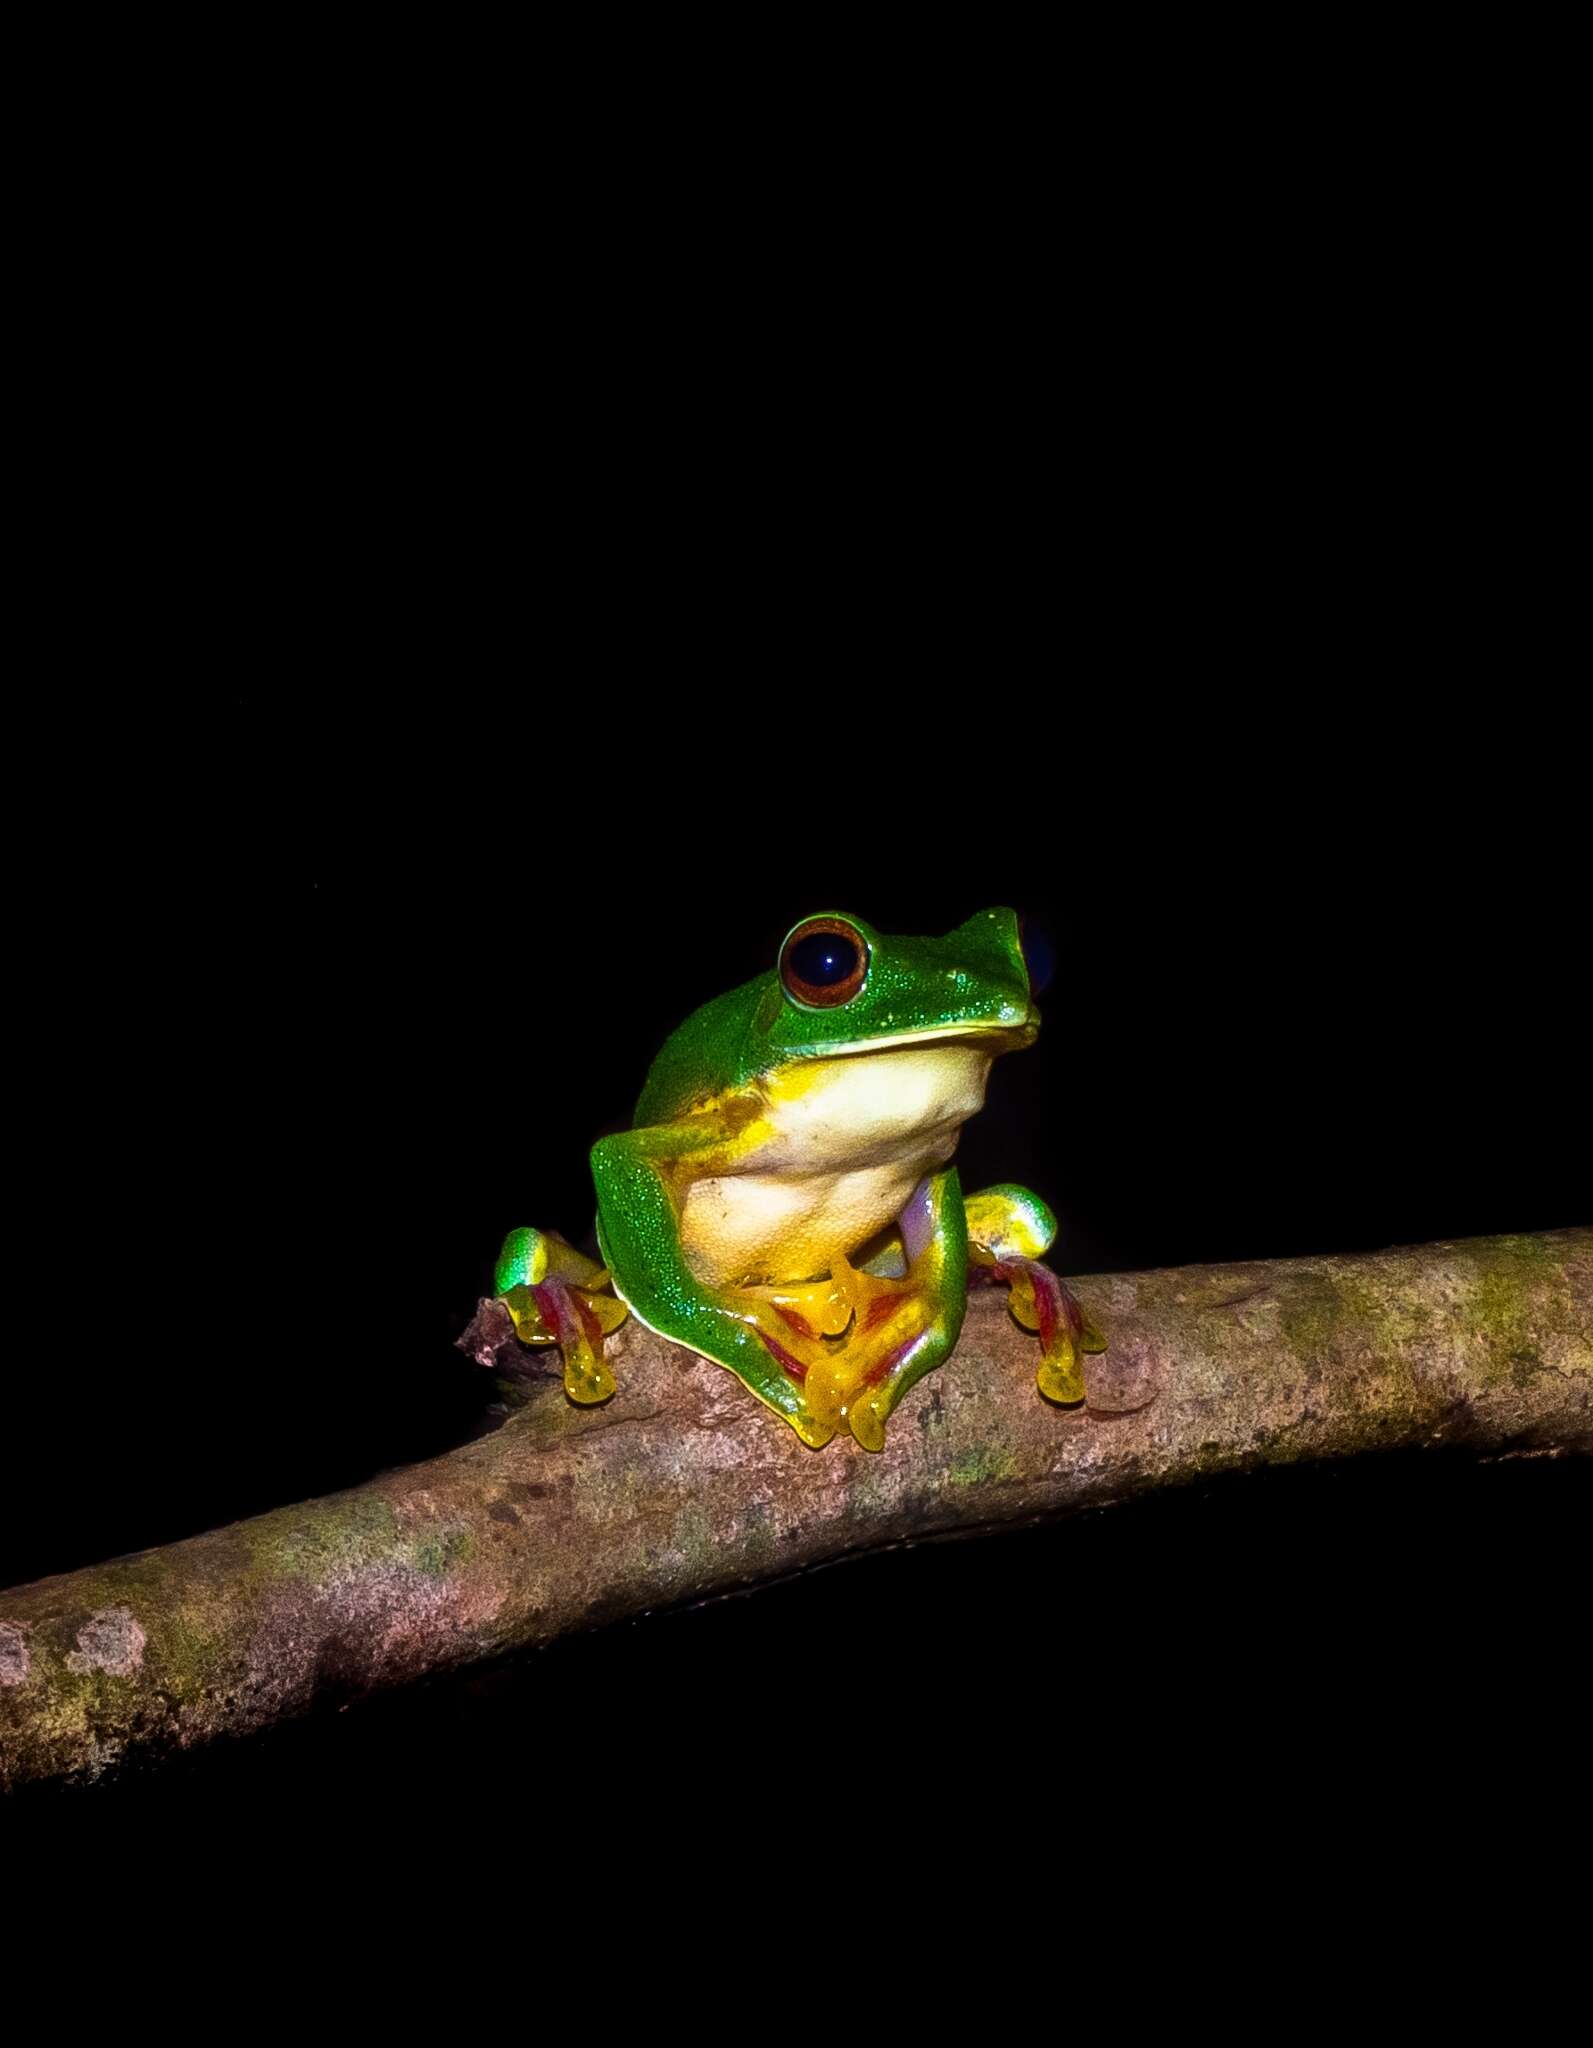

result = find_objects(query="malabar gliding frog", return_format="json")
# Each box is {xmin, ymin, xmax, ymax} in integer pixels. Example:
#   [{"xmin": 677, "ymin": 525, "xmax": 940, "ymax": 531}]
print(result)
[{"xmin": 492, "ymin": 907, "xmax": 1105, "ymax": 1451}]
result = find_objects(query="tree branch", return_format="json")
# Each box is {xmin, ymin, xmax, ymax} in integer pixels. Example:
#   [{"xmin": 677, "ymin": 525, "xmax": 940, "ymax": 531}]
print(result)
[{"xmin": 3, "ymin": 1228, "xmax": 1587, "ymax": 1790}]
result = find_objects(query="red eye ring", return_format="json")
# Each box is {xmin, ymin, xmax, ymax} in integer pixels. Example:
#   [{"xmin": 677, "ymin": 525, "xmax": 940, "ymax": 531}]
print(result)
[{"xmin": 779, "ymin": 916, "xmax": 870, "ymax": 1009}]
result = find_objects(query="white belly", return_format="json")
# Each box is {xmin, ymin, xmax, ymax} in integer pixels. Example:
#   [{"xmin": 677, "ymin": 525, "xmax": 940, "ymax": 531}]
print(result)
[{"xmin": 677, "ymin": 1043, "xmax": 991, "ymax": 1288}]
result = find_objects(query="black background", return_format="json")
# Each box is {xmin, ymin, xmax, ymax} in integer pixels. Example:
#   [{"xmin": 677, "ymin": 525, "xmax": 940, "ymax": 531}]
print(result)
[{"xmin": 5, "ymin": 189, "xmax": 1587, "ymax": 1823}]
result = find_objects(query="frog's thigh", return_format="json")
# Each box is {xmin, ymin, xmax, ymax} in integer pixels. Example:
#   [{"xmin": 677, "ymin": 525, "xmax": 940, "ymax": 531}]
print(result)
[
  {"xmin": 589, "ymin": 1130, "xmax": 838, "ymax": 1447},
  {"xmin": 827, "ymin": 1168, "xmax": 968, "ymax": 1452},
  {"xmin": 859, "ymin": 1183, "xmax": 1055, "ymax": 1285}
]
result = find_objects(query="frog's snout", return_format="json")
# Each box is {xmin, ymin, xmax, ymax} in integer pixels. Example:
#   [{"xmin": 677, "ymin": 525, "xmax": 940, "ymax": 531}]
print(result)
[{"xmin": 955, "ymin": 904, "xmax": 1033, "ymax": 1011}]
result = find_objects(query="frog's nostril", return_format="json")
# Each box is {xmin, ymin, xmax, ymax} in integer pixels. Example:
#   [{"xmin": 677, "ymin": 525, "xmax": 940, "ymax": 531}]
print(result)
[{"xmin": 1018, "ymin": 915, "xmax": 1056, "ymax": 997}]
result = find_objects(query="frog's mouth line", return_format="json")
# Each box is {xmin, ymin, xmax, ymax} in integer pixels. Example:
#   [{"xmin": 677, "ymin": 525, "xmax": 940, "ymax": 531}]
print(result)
[{"xmin": 805, "ymin": 1012, "xmax": 1041, "ymax": 1061}]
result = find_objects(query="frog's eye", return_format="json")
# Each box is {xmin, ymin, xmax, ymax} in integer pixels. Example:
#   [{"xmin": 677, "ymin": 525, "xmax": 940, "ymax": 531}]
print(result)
[{"xmin": 779, "ymin": 916, "xmax": 870, "ymax": 1009}]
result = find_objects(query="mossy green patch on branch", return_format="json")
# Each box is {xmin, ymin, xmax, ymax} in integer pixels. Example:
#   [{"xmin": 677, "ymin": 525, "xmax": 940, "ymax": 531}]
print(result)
[
  {"xmin": 239, "ymin": 1493, "xmax": 402, "ymax": 1583},
  {"xmin": 145, "ymin": 1607, "xmax": 235, "ymax": 1709},
  {"xmin": 1275, "ymin": 1272, "xmax": 1350, "ymax": 1363},
  {"xmin": 735, "ymin": 1501, "xmax": 778, "ymax": 1563},
  {"xmin": 1457, "ymin": 1236, "xmax": 1581, "ymax": 1390},
  {"xmin": 410, "ymin": 1524, "xmax": 476, "ymax": 1577},
  {"xmin": 670, "ymin": 1505, "xmax": 717, "ymax": 1569},
  {"xmin": 947, "ymin": 1444, "xmax": 1020, "ymax": 1487}
]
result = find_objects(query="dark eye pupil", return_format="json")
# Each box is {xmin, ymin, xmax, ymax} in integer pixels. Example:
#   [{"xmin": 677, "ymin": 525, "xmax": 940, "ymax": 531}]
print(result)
[{"xmin": 788, "ymin": 932, "xmax": 859, "ymax": 987}]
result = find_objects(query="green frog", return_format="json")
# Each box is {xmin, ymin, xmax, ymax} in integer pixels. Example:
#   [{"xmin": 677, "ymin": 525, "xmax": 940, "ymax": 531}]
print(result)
[{"xmin": 493, "ymin": 908, "xmax": 1104, "ymax": 1450}]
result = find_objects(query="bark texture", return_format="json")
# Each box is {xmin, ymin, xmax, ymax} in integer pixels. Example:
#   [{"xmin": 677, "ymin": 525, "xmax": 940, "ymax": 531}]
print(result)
[{"xmin": 2, "ymin": 1228, "xmax": 1587, "ymax": 1790}]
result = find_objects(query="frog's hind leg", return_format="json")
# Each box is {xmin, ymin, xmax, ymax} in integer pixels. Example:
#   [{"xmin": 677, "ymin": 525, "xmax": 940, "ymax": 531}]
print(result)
[
  {"xmin": 963, "ymin": 1183, "xmax": 1106, "ymax": 1406},
  {"xmin": 494, "ymin": 1225, "xmax": 629, "ymax": 1405}
]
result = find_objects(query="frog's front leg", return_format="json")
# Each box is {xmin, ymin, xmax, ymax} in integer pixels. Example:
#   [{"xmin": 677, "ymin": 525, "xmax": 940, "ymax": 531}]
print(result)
[
  {"xmin": 589, "ymin": 1128, "xmax": 845, "ymax": 1449},
  {"xmin": 963, "ymin": 1183, "xmax": 1106, "ymax": 1405}
]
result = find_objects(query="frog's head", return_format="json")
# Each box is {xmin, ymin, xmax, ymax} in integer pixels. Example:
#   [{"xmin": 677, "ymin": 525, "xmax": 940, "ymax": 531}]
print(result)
[
  {"xmin": 760, "ymin": 907, "xmax": 1037, "ymax": 1060},
  {"xmin": 634, "ymin": 907, "xmax": 1040, "ymax": 1126}
]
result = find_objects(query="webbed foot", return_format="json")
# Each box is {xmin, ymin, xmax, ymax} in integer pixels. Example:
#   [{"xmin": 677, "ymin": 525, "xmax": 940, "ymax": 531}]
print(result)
[{"xmin": 712, "ymin": 1283, "xmax": 849, "ymax": 1447}]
